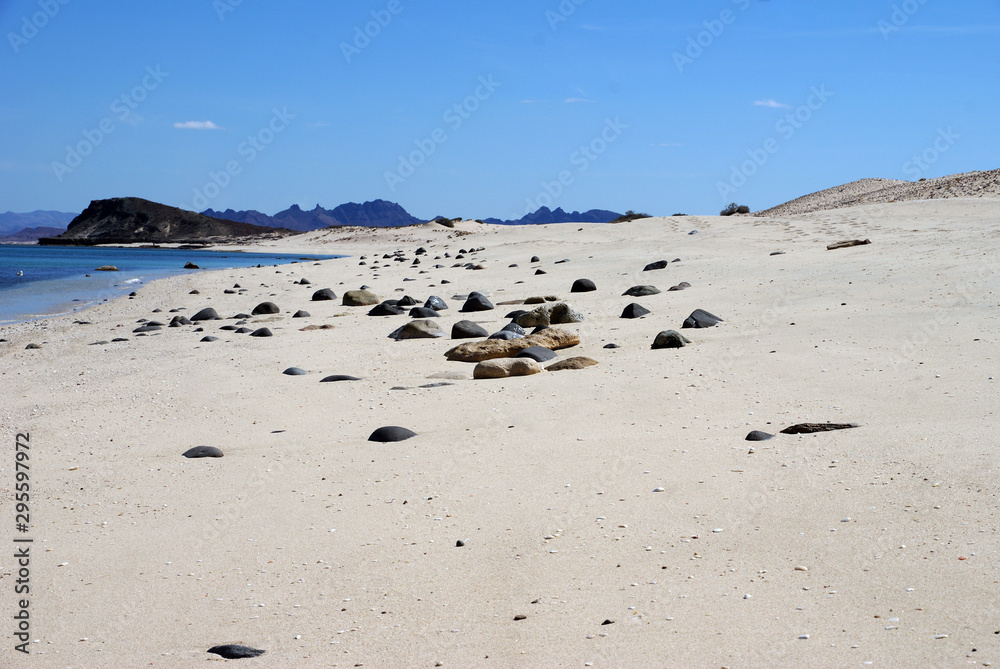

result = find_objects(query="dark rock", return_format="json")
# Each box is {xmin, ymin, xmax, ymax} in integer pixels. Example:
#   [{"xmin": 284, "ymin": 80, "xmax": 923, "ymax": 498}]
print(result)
[
  {"xmin": 183, "ymin": 446, "xmax": 224, "ymax": 458},
  {"xmin": 207, "ymin": 645, "xmax": 265, "ymax": 659},
  {"xmin": 133, "ymin": 325, "xmax": 162, "ymax": 333},
  {"xmin": 770, "ymin": 251, "xmax": 786, "ymax": 256},
  {"xmin": 283, "ymin": 367, "xmax": 308, "ymax": 376},
  {"xmin": 251, "ymin": 301, "xmax": 280, "ymax": 315},
  {"xmin": 111, "ymin": 337, "xmax": 129, "ymax": 342},
  {"xmin": 298, "ymin": 278, "xmax": 311, "ymax": 284},
  {"xmin": 292, "ymin": 310, "xmax": 310, "ymax": 318},
  {"xmin": 232, "ymin": 313, "xmax": 251, "ymax": 320},
  {"xmin": 369, "ymin": 302, "xmax": 405, "ymax": 316},
  {"xmin": 546, "ymin": 356, "xmax": 597, "ymax": 371},
  {"xmin": 827, "ymin": 239, "xmax": 871, "ymax": 251},
  {"xmin": 224, "ymin": 289, "xmax": 236, "ymax": 294},
  {"xmin": 555, "ymin": 259, "xmax": 570, "ymax": 264},
  {"xmin": 460, "ymin": 293, "xmax": 494, "ymax": 312},
  {"xmin": 603, "ymin": 343, "xmax": 619, "ymax": 349},
  {"xmin": 408, "ymin": 307, "xmax": 439, "ymax": 318},
  {"xmin": 89, "ymin": 341, "xmax": 110, "ymax": 346},
  {"xmin": 219, "ymin": 325, "xmax": 238, "ymax": 331},
  {"xmin": 505, "ymin": 309, "xmax": 529, "ymax": 320},
  {"xmin": 320, "ymin": 375, "xmax": 361, "ymax": 382},
  {"xmin": 621, "ymin": 303, "xmax": 650, "ymax": 319},
  {"xmin": 200, "ymin": 336, "xmax": 219, "ymax": 342},
  {"xmin": 249, "ymin": 328, "xmax": 272, "ymax": 337},
  {"xmin": 514, "ymin": 615, "xmax": 527, "ymax": 621},
  {"xmin": 312, "ymin": 288, "xmax": 337, "ymax": 301},
  {"xmin": 235, "ymin": 327, "xmax": 253, "ymax": 334},
  {"xmin": 452, "ymin": 320, "xmax": 489, "ymax": 339},
  {"xmin": 623, "ymin": 285, "xmax": 661, "ymax": 297},
  {"xmin": 535, "ymin": 269, "xmax": 547, "ymax": 275},
  {"xmin": 191, "ymin": 307, "xmax": 220, "ymax": 321},
  {"xmin": 682, "ymin": 309, "xmax": 723, "ymax": 329},
  {"xmin": 602, "ymin": 619, "xmax": 614, "ymax": 626},
  {"xmin": 530, "ymin": 256, "xmax": 540, "ymax": 262},
  {"xmin": 643, "ymin": 260, "xmax": 668, "ymax": 271},
  {"xmin": 515, "ymin": 346, "xmax": 557, "ymax": 362},
  {"xmin": 570, "ymin": 278, "xmax": 596, "ymax": 293},
  {"xmin": 501, "ymin": 322, "xmax": 527, "ymax": 336},
  {"xmin": 424, "ymin": 296, "xmax": 448, "ymax": 311},
  {"xmin": 746, "ymin": 431, "xmax": 774, "ymax": 441},
  {"xmin": 668, "ymin": 282, "xmax": 691, "ymax": 292},
  {"xmin": 368, "ymin": 426, "xmax": 418, "ymax": 442},
  {"xmin": 780, "ymin": 423, "xmax": 860, "ymax": 434},
  {"xmin": 189, "ymin": 289, "xmax": 200, "ymax": 295},
  {"xmin": 397, "ymin": 295, "xmax": 419, "ymax": 307},
  {"xmin": 184, "ymin": 262, "xmax": 200, "ymax": 269},
  {"xmin": 652, "ymin": 330, "xmax": 691, "ymax": 349},
  {"xmin": 456, "ymin": 540, "xmax": 466, "ymax": 547},
  {"xmin": 489, "ymin": 330, "xmax": 523, "ymax": 341}
]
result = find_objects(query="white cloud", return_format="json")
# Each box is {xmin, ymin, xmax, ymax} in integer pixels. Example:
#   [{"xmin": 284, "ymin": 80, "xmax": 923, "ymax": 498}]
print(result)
[
  {"xmin": 564, "ymin": 97, "xmax": 595, "ymax": 104},
  {"xmin": 754, "ymin": 99, "xmax": 790, "ymax": 109},
  {"xmin": 173, "ymin": 120, "xmax": 223, "ymax": 130}
]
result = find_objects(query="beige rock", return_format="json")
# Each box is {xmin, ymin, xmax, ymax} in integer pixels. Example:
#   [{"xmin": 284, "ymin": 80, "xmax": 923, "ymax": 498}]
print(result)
[
  {"xmin": 515, "ymin": 303, "xmax": 585, "ymax": 328},
  {"xmin": 342, "ymin": 289, "xmax": 380, "ymax": 306},
  {"xmin": 445, "ymin": 328, "xmax": 580, "ymax": 362},
  {"xmin": 546, "ymin": 356, "xmax": 598, "ymax": 371},
  {"xmin": 473, "ymin": 358, "xmax": 543, "ymax": 379}
]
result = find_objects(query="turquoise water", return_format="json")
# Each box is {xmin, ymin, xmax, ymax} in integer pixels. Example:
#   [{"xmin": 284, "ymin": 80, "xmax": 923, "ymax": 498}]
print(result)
[{"xmin": 0, "ymin": 245, "xmax": 343, "ymax": 324}]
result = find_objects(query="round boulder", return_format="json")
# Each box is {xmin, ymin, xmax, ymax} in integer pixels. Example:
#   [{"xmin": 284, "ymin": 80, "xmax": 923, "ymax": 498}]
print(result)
[
  {"xmin": 312, "ymin": 288, "xmax": 337, "ymax": 301},
  {"xmin": 460, "ymin": 293, "xmax": 495, "ymax": 312},
  {"xmin": 570, "ymin": 279, "xmax": 597, "ymax": 293},
  {"xmin": 652, "ymin": 330, "xmax": 691, "ymax": 349},
  {"xmin": 191, "ymin": 307, "xmax": 220, "ymax": 322},
  {"xmin": 249, "ymin": 328, "xmax": 273, "ymax": 337},
  {"xmin": 623, "ymin": 285, "xmax": 661, "ymax": 297},
  {"xmin": 389, "ymin": 319, "xmax": 446, "ymax": 340},
  {"xmin": 620, "ymin": 303, "xmax": 651, "ymax": 319},
  {"xmin": 343, "ymin": 289, "xmax": 380, "ymax": 306},
  {"xmin": 452, "ymin": 320, "xmax": 489, "ymax": 339},
  {"xmin": 251, "ymin": 302, "xmax": 280, "ymax": 315}
]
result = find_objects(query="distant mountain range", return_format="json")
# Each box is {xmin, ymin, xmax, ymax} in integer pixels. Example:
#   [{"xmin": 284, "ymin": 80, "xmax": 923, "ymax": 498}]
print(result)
[
  {"xmin": 39, "ymin": 197, "xmax": 297, "ymax": 246},
  {"xmin": 3, "ymin": 200, "xmax": 624, "ymax": 242},
  {"xmin": 482, "ymin": 207, "xmax": 621, "ymax": 226}
]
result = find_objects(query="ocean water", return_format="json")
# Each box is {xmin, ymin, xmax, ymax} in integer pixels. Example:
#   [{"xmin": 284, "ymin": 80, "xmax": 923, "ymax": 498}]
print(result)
[{"xmin": 0, "ymin": 245, "xmax": 343, "ymax": 324}]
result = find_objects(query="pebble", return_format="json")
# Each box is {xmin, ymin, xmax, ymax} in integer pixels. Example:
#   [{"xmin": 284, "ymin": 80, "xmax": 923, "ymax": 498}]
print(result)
[
  {"xmin": 283, "ymin": 367, "xmax": 308, "ymax": 376},
  {"xmin": 653, "ymin": 487, "xmax": 665, "ymax": 493}
]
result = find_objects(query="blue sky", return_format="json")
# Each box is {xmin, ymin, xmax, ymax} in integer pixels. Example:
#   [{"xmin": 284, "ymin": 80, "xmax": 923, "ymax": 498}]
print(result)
[{"xmin": 2, "ymin": 0, "xmax": 998, "ymax": 219}]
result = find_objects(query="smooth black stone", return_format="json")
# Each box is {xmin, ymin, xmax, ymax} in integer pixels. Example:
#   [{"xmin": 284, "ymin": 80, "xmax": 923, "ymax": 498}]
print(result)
[
  {"xmin": 249, "ymin": 328, "xmax": 272, "ymax": 337},
  {"xmin": 251, "ymin": 301, "xmax": 280, "ymax": 315},
  {"xmin": 419, "ymin": 382, "xmax": 454, "ymax": 389},
  {"xmin": 780, "ymin": 423, "xmax": 859, "ymax": 435},
  {"xmin": 152, "ymin": 309, "xmax": 162, "ymax": 313},
  {"xmin": 643, "ymin": 260, "xmax": 668, "ymax": 271},
  {"xmin": 603, "ymin": 343, "xmax": 619, "ymax": 349},
  {"xmin": 530, "ymin": 325, "xmax": 549, "ymax": 334},
  {"xmin": 452, "ymin": 320, "xmax": 489, "ymax": 339},
  {"xmin": 312, "ymin": 288, "xmax": 337, "ymax": 301},
  {"xmin": 408, "ymin": 307, "xmax": 439, "ymax": 318},
  {"xmin": 501, "ymin": 322, "xmax": 527, "ymax": 335},
  {"xmin": 746, "ymin": 431, "xmax": 774, "ymax": 441},
  {"xmin": 530, "ymin": 256, "xmax": 540, "ymax": 262},
  {"xmin": 219, "ymin": 325, "xmax": 238, "ymax": 331},
  {"xmin": 651, "ymin": 330, "xmax": 691, "ymax": 349},
  {"xmin": 224, "ymin": 289, "xmax": 237, "ymax": 294},
  {"xmin": 397, "ymin": 295, "xmax": 419, "ymax": 307},
  {"xmin": 133, "ymin": 325, "xmax": 161, "ymax": 333},
  {"xmin": 199, "ymin": 335, "xmax": 219, "ymax": 342},
  {"xmin": 555, "ymin": 259, "xmax": 570, "ymax": 264},
  {"xmin": 207, "ymin": 645, "xmax": 265, "ymax": 659},
  {"xmin": 232, "ymin": 313, "xmax": 251, "ymax": 320},
  {"xmin": 189, "ymin": 290, "xmax": 200, "ymax": 295},
  {"xmin": 299, "ymin": 278, "xmax": 311, "ymax": 284},
  {"xmin": 424, "ymin": 296, "xmax": 448, "ymax": 311},
  {"xmin": 369, "ymin": 302, "xmax": 405, "ymax": 316},
  {"xmin": 668, "ymin": 282, "xmax": 691, "ymax": 291},
  {"xmin": 621, "ymin": 303, "xmax": 651, "ymax": 319},
  {"xmin": 535, "ymin": 269, "xmax": 547, "ymax": 275},
  {"xmin": 283, "ymin": 367, "xmax": 307, "ymax": 376},
  {"xmin": 623, "ymin": 285, "xmax": 661, "ymax": 297},
  {"xmin": 460, "ymin": 294, "xmax": 494, "ymax": 312},
  {"xmin": 570, "ymin": 278, "xmax": 596, "ymax": 293},
  {"xmin": 183, "ymin": 446, "xmax": 224, "ymax": 459},
  {"xmin": 515, "ymin": 346, "xmax": 557, "ymax": 362},
  {"xmin": 320, "ymin": 375, "xmax": 361, "ymax": 382},
  {"xmin": 89, "ymin": 341, "xmax": 110, "ymax": 346},
  {"xmin": 682, "ymin": 309, "xmax": 723, "ymax": 329},
  {"xmin": 456, "ymin": 540, "xmax": 466, "ymax": 547},
  {"xmin": 235, "ymin": 327, "xmax": 253, "ymax": 334},
  {"xmin": 191, "ymin": 307, "xmax": 220, "ymax": 321},
  {"xmin": 111, "ymin": 337, "xmax": 129, "ymax": 342},
  {"xmin": 488, "ymin": 330, "xmax": 523, "ymax": 340},
  {"xmin": 292, "ymin": 310, "xmax": 310, "ymax": 318},
  {"xmin": 368, "ymin": 426, "xmax": 418, "ymax": 443},
  {"xmin": 505, "ymin": 309, "xmax": 528, "ymax": 320}
]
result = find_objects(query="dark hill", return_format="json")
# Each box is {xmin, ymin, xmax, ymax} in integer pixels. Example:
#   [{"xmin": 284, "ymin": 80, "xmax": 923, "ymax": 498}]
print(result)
[
  {"xmin": 0, "ymin": 226, "xmax": 66, "ymax": 243},
  {"xmin": 39, "ymin": 197, "xmax": 298, "ymax": 246}
]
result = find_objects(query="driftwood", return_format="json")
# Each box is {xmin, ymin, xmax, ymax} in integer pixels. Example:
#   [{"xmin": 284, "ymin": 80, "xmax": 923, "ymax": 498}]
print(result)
[
  {"xmin": 827, "ymin": 239, "xmax": 871, "ymax": 251},
  {"xmin": 780, "ymin": 423, "xmax": 860, "ymax": 434}
]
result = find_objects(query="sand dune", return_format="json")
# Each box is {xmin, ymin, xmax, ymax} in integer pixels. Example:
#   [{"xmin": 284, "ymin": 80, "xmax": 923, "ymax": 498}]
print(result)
[{"xmin": 2, "ymin": 198, "xmax": 1000, "ymax": 667}]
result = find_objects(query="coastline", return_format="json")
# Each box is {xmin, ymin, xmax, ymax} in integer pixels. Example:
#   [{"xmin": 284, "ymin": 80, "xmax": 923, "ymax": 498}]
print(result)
[{"xmin": 3, "ymin": 199, "xmax": 1000, "ymax": 667}]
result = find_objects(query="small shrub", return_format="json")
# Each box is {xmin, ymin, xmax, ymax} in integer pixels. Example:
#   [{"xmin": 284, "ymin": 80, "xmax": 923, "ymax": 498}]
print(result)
[
  {"xmin": 610, "ymin": 210, "xmax": 652, "ymax": 224},
  {"xmin": 720, "ymin": 203, "xmax": 750, "ymax": 216}
]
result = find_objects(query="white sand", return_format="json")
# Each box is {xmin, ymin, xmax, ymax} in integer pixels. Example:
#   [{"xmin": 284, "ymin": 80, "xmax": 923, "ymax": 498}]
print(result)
[{"xmin": 2, "ymin": 198, "xmax": 999, "ymax": 667}]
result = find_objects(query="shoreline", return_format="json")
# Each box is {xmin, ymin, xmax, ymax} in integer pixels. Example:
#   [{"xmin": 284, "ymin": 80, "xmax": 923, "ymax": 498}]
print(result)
[{"xmin": 3, "ymin": 199, "xmax": 1000, "ymax": 667}]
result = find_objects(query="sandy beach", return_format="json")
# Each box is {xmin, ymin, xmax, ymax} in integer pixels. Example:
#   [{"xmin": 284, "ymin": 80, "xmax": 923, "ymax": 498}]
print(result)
[{"xmin": 3, "ymin": 198, "xmax": 1000, "ymax": 667}]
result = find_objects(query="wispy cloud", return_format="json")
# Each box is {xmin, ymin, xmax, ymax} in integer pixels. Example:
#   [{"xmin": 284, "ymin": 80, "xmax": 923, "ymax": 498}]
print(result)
[
  {"xmin": 564, "ymin": 97, "xmax": 594, "ymax": 104},
  {"xmin": 173, "ymin": 120, "xmax": 223, "ymax": 130},
  {"xmin": 754, "ymin": 99, "xmax": 790, "ymax": 109}
]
